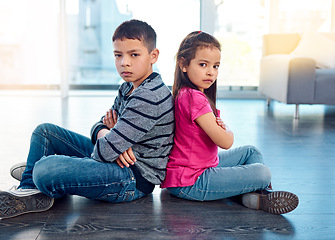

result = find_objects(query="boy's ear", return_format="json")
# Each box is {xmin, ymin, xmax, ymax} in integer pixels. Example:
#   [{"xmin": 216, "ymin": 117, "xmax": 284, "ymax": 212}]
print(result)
[{"xmin": 150, "ymin": 48, "xmax": 159, "ymax": 64}]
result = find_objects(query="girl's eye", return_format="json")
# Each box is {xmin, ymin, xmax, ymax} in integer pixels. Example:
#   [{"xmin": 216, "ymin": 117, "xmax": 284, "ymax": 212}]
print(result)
[
  {"xmin": 200, "ymin": 63, "xmax": 207, "ymax": 67},
  {"xmin": 214, "ymin": 65, "xmax": 220, "ymax": 69}
]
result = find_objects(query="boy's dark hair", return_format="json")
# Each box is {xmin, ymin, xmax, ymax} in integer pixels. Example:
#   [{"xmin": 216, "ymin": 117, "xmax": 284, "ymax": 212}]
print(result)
[
  {"xmin": 173, "ymin": 31, "xmax": 221, "ymax": 116},
  {"xmin": 112, "ymin": 19, "xmax": 156, "ymax": 52}
]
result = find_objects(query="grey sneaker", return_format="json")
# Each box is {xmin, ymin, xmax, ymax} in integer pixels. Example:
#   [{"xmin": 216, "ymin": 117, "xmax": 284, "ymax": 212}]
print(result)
[
  {"xmin": 0, "ymin": 186, "xmax": 54, "ymax": 219},
  {"xmin": 10, "ymin": 162, "xmax": 26, "ymax": 181},
  {"xmin": 242, "ymin": 190, "xmax": 299, "ymax": 214}
]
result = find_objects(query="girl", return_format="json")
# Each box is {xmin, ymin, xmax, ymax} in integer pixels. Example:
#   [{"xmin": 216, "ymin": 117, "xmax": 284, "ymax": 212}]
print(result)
[{"xmin": 161, "ymin": 31, "xmax": 299, "ymax": 214}]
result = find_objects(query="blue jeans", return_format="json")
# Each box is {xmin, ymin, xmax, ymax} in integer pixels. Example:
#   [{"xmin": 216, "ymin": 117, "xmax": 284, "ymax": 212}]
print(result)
[
  {"xmin": 167, "ymin": 145, "xmax": 271, "ymax": 201},
  {"xmin": 19, "ymin": 123, "xmax": 147, "ymax": 203}
]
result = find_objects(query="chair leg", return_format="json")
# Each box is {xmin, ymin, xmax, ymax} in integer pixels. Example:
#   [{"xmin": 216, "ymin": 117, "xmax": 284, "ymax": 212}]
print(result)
[
  {"xmin": 294, "ymin": 104, "xmax": 299, "ymax": 119},
  {"xmin": 266, "ymin": 98, "xmax": 271, "ymax": 107}
]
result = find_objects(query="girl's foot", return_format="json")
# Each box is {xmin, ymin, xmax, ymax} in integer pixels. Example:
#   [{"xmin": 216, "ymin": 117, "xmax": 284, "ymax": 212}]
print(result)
[{"xmin": 242, "ymin": 190, "xmax": 299, "ymax": 214}]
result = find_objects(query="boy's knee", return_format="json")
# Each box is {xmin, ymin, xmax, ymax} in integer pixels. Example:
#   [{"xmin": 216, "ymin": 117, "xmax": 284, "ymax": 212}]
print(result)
[
  {"xmin": 33, "ymin": 156, "xmax": 69, "ymax": 198},
  {"xmin": 33, "ymin": 156, "xmax": 56, "ymax": 191},
  {"xmin": 33, "ymin": 123, "xmax": 53, "ymax": 135}
]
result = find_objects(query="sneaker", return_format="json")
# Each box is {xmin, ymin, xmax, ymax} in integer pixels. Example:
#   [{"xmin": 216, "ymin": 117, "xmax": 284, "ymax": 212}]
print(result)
[
  {"xmin": 242, "ymin": 190, "xmax": 299, "ymax": 214},
  {"xmin": 10, "ymin": 162, "xmax": 26, "ymax": 181},
  {"xmin": 0, "ymin": 186, "xmax": 54, "ymax": 219}
]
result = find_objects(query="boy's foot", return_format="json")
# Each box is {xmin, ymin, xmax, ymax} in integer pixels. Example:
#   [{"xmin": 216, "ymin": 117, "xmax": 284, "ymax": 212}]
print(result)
[
  {"xmin": 242, "ymin": 190, "xmax": 299, "ymax": 214},
  {"xmin": 10, "ymin": 162, "xmax": 26, "ymax": 181},
  {"xmin": 0, "ymin": 186, "xmax": 54, "ymax": 219}
]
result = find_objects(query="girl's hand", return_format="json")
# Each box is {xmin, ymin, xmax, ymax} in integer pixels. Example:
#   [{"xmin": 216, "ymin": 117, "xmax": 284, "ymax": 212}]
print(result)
[
  {"xmin": 103, "ymin": 109, "xmax": 118, "ymax": 129},
  {"xmin": 216, "ymin": 117, "xmax": 226, "ymax": 130},
  {"xmin": 116, "ymin": 148, "xmax": 137, "ymax": 168},
  {"xmin": 196, "ymin": 112, "xmax": 234, "ymax": 149}
]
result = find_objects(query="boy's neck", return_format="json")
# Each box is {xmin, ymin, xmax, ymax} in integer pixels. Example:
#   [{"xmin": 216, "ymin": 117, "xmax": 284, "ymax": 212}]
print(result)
[{"xmin": 132, "ymin": 71, "xmax": 154, "ymax": 89}]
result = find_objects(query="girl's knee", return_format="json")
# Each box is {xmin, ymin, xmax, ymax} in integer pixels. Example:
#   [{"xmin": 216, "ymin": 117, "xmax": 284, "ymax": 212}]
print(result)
[
  {"xmin": 246, "ymin": 145, "xmax": 262, "ymax": 155},
  {"xmin": 245, "ymin": 145, "xmax": 264, "ymax": 164}
]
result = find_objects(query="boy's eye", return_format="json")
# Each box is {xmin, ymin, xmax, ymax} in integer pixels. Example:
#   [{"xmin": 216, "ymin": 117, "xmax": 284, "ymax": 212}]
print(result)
[
  {"xmin": 114, "ymin": 54, "xmax": 121, "ymax": 58},
  {"xmin": 131, "ymin": 53, "xmax": 139, "ymax": 57}
]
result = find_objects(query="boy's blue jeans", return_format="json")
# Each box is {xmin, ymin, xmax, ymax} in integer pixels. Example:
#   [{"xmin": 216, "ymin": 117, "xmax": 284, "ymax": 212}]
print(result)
[
  {"xmin": 18, "ymin": 123, "xmax": 147, "ymax": 202},
  {"xmin": 167, "ymin": 145, "xmax": 271, "ymax": 201}
]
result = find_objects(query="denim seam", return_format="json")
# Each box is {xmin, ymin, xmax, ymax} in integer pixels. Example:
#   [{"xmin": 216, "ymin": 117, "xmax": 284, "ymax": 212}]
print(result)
[
  {"xmin": 42, "ymin": 130, "xmax": 91, "ymax": 157},
  {"xmin": 178, "ymin": 191, "xmax": 202, "ymax": 201},
  {"xmin": 126, "ymin": 167, "xmax": 136, "ymax": 181},
  {"xmin": 61, "ymin": 181, "xmax": 132, "ymax": 189},
  {"xmin": 32, "ymin": 132, "xmax": 50, "ymax": 156},
  {"xmin": 53, "ymin": 170, "xmax": 134, "ymax": 190}
]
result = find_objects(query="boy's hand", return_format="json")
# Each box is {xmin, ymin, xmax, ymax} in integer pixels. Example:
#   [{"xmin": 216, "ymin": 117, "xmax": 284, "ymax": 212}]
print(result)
[
  {"xmin": 216, "ymin": 117, "xmax": 227, "ymax": 130},
  {"xmin": 116, "ymin": 147, "xmax": 137, "ymax": 168},
  {"xmin": 101, "ymin": 110, "xmax": 137, "ymax": 168},
  {"xmin": 97, "ymin": 128, "xmax": 110, "ymax": 139},
  {"xmin": 103, "ymin": 109, "xmax": 118, "ymax": 129}
]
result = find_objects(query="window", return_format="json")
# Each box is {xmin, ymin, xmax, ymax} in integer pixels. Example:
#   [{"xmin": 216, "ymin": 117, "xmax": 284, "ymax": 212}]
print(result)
[
  {"xmin": 0, "ymin": 0, "xmax": 59, "ymax": 87},
  {"xmin": 67, "ymin": 0, "xmax": 200, "ymax": 88},
  {"xmin": 0, "ymin": 0, "xmax": 200, "ymax": 89},
  {"xmin": 268, "ymin": 0, "xmax": 333, "ymax": 33},
  {"xmin": 212, "ymin": 0, "xmax": 266, "ymax": 87},
  {"xmin": 204, "ymin": 0, "xmax": 334, "ymax": 87},
  {"xmin": 0, "ymin": 0, "xmax": 334, "ymax": 91}
]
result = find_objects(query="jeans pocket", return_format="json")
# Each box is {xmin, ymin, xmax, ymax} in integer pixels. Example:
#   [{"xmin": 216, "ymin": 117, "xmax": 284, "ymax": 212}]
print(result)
[
  {"xmin": 97, "ymin": 178, "xmax": 147, "ymax": 203},
  {"xmin": 96, "ymin": 166, "xmax": 147, "ymax": 203}
]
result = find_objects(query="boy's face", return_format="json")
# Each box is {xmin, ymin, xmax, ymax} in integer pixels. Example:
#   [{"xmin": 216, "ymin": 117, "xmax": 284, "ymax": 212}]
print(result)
[{"xmin": 113, "ymin": 38, "xmax": 159, "ymax": 89}]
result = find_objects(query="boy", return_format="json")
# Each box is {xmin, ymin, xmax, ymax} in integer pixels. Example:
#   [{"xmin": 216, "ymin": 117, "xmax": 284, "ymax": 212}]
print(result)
[{"xmin": 0, "ymin": 19, "xmax": 174, "ymax": 219}]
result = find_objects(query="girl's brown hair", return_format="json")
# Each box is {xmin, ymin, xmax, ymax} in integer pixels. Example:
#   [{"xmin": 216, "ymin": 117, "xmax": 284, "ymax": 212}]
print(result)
[{"xmin": 173, "ymin": 31, "xmax": 221, "ymax": 116}]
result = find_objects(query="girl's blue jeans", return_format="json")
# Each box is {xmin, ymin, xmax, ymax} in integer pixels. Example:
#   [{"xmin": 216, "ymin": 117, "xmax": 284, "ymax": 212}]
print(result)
[
  {"xmin": 167, "ymin": 145, "xmax": 271, "ymax": 201},
  {"xmin": 18, "ymin": 123, "xmax": 147, "ymax": 203}
]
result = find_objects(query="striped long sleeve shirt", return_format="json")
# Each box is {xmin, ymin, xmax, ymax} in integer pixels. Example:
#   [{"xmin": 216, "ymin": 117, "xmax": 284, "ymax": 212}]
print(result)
[{"xmin": 90, "ymin": 73, "xmax": 174, "ymax": 185}]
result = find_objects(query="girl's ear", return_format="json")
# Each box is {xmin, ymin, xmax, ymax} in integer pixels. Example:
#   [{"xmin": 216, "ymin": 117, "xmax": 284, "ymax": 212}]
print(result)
[{"xmin": 178, "ymin": 58, "xmax": 187, "ymax": 72}]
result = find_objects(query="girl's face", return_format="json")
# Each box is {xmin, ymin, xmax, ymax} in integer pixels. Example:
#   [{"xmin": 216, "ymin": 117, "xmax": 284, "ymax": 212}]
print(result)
[{"xmin": 182, "ymin": 47, "xmax": 221, "ymax": 92}]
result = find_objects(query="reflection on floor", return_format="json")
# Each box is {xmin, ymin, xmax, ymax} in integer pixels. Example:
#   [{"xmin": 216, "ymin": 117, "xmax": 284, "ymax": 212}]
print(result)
[{"xmin": 1, "ymin": 91, "xmax": 334, "ymax": 239}]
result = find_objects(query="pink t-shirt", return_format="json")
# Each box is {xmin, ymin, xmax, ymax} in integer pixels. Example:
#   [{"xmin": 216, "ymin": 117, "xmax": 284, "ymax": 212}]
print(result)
[{"xmin": 161, "ymin": 87, "xmax": 219, "ymax": 188}]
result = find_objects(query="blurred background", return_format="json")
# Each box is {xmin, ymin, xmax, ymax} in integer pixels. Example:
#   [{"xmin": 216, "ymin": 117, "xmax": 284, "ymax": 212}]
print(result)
[{"xmin": 0, "ymin": 0, "xmax": 334, "ymax": 96}]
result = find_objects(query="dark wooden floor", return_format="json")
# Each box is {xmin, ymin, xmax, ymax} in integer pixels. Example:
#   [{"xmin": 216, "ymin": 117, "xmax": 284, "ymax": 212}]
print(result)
[{"xmin": 1, "ymin": 91, "xmax": 335, "ymax": 240}]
